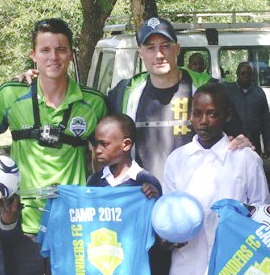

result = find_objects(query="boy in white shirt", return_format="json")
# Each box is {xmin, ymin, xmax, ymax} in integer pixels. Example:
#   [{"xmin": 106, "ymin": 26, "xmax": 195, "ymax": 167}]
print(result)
[{"xmin": 162, "ymin": 83, "xmax": 270, "ymax": 275}]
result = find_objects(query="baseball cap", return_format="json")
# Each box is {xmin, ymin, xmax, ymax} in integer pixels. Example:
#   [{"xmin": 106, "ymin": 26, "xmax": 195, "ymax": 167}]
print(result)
[{"xmin": 137, "ymin": 17, "xmax": 177, "ymax": 45}]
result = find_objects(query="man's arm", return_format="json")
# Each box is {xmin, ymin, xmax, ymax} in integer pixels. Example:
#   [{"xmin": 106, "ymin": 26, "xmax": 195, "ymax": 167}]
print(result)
[{"xmin": 227, "ymin": 134, "xmax": 255, "ymax": 151}]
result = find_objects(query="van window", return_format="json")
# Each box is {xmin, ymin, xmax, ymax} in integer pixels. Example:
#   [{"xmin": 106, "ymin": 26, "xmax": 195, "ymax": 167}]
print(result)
[
  {"xmin": 178, "ymin": 49, "xmax": 211, "ymax": 74},
  {"xmin": 219, "ymin": 47, "xmax": 270, "ymax": 86},
  {"xmin": 93, "ymin": 51, "xmax": 115, "ymax": 94}
]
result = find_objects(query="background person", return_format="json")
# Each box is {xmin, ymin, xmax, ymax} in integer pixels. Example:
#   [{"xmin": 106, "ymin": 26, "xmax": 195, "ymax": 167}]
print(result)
[
  {"xmin": 162, "ymin": 83, "xmax": 270, "ymax": 275},
  {"xmin": 0, "ymin": 18, "xmax": 107, "ymax": 275},
  {"xmin": 185, "ymin": 52, "xmax": 211, "ymax": 93},
  {"xmin": 224, "ymin": 62, "xmax": 270, "ymax": 158},
  {"xmin": 188, "ymin": 52, "xmax": 207, "ymax": 73}
]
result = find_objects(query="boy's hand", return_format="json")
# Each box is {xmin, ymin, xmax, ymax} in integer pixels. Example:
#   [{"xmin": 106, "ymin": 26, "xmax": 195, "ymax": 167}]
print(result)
[
  {"xmin": 0, "ymin": 194, "xmax": 20, "ymax": 225},
  {"xmin": 158, "ymin": 236, "xmax": 188, "ymax": 252},
  {"xmin": 262, "ymin": 149, "xmax": 270, "ymax": 159},
  {"xmin": 15, "ymin": 69, "xmax": 39, "ymax": 85},
  {"xmin": 228, "ymin": 134, "xmax": 255, "ymax": 151},
  {"xmin": 142, "ymin": 183, "xmax": 159, "ymax": 199}
]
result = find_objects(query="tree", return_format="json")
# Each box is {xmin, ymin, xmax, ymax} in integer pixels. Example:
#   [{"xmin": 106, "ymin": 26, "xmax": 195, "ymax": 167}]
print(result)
[
  {"xmin": 0, "ymin": 0, "xmax": 82, "ymax": 84},
  {"xmin": 79, "ymin": 0, "xmax": 118, "ymax": 84},
  {"xmin": 79, "ymin": 0, "xmax": 157, "ymax": 84},
  {"xmin": 1, "ymin": 0, "xmax": 270, "ymax": 85},
  {"xmin": 132, "ymin": 0, "xmax": 157, "ymax": 29}
]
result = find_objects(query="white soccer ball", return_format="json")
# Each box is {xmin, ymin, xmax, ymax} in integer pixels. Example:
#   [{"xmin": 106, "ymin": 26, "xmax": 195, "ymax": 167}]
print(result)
[
  {"xmin": 151, "ymin": 191, "xmax": 204, "ymax": 243},
  {"xmin": 0, "ymin": 155, "xmax": 20, "ymax": 198},
  {"xmin": 250, "ymin": 204, "xmax": 270, "ymax": 227}
]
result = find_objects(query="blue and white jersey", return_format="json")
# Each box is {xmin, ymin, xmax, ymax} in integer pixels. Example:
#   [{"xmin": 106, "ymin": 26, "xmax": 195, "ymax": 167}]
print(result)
[{"xmin": 40, "ymin": 185, "xmax": 155, "ymax": 275}]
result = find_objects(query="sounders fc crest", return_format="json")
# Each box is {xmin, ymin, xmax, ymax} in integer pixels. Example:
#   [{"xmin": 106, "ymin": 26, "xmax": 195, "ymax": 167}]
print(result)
[
  {"xmin": 70, "ymin": 117, "xmax": 86, "ymax": 137},
  {"xmin": 87, "ymin": 228, "xmax": 124, "ymax": 275}
]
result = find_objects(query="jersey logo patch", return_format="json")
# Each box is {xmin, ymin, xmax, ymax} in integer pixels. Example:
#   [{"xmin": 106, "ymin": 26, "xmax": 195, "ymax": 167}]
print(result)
[
  {"xmin": 70, "ymin": 117, "xmax": 86, "ymax": 137},
  {"xmin": 244, "ymin": 257, "xmax": 270, "ymax": 275},
  {"xmin": 87, "ymin": 228, "xmax": 124, "ymax": 275}
]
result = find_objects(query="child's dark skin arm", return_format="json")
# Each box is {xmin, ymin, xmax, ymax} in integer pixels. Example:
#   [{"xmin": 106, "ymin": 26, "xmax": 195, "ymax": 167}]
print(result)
[
  {"xmin": 157, "ymin": 236, "xmax": 188, "ymax": 252},
  {"xmin": 0, "ymin": 194, "xmax": 20, "ymax": 225},
  {"xmin": 142, "ymin": 183, "xmax": 160, "ymax": 199}
]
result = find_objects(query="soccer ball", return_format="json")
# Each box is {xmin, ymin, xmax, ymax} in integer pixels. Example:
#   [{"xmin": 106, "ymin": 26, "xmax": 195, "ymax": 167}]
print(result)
[
  {"xmin": 0, "ymin": 155, "xmax": 20, "ymax": 198},
  {"xmin": 249, "ymin": 204, "xmax": 270, "ymax": 227},
  {"xmin": 151, "ymin": 191, "xmax": 204, "ymax": 243}
]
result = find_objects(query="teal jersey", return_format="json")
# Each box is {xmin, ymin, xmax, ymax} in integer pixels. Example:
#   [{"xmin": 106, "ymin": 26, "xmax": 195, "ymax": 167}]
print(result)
[
  {"xmin": 40, "ymin": 186, "xmax": 155, "ymax": 275},
  {"xmin": 0, "ymin": 78, "xmax": 108, "ymax": 233}
]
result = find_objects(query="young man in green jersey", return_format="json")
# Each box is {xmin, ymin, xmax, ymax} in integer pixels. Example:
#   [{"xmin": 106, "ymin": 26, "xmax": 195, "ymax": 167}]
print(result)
[{"xmin": 0, "ymin": 18, "xmax": 107, "ymax": 275}]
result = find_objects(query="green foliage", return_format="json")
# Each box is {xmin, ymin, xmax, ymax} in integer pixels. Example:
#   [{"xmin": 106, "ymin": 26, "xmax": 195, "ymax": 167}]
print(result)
[
  {"xmin": 156, "ymin": 0, "xmax": 270, "ymax": 21},
  {"xmin": 111, "ymin": 0, "xmax": 131, "ymax": 16},
  {"xmin": 1, "ymin": 0, "xmax": 270, "ymax": 85},
  {"xmin": 0, "ymin": 0, "xmax": 82, "ymax": 85}
]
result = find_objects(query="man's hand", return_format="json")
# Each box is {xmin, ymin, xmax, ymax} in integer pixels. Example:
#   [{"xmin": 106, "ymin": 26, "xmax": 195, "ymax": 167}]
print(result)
[
  {"xmin": 262, "ymin": 149, "xmax": 270, "ymax": 159},
  {"xmin": 228, "ymin": 134, "xmax": 255, "ymax": 151},
  {"xmin": 15, "ymin": 69, "xmax": 39, "ymax": 85},
  {"xmin": 0, "ymin": 194, "xmax": 20, "ymax": 225},
  {"xmin": 142, "ymin": 183, "xmax": 159, "ymax": 199}
]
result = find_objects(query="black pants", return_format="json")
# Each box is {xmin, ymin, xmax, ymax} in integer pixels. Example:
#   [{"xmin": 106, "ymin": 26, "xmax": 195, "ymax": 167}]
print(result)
[{"xmin": 149, "ymin": 240, "xmax": 171, "ymax": 275}]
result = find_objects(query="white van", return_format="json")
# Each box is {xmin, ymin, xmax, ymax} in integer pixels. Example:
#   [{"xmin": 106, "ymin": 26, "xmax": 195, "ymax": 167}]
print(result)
[{"xmin": 87, "ymin": 11, "xmax": 270, "ymax": 105}]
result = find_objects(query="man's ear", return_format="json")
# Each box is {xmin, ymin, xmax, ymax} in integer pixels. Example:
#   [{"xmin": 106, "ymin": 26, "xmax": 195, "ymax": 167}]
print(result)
[
  {"xmin": 30, "ymin": 49, "xmax": 36, "ymax": 63},
  {"xmin": 176, "ymin": 44, "xmax": 181, "ymax": 56},
  {"xmin": 138, "ymin": 48, "xmax": 143, "ymax": 59},
  {"xmin": 122, "ymin": 138, "xmax": 133, "ymax": 152}
]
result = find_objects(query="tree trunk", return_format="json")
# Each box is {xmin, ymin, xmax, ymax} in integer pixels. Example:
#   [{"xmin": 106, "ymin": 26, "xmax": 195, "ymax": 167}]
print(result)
[
  {"xmin": 132, "ymin": 0, "xmax": 158, "ymax": 30},
  {"xmin": 79, "ymin": 0, "xmax": 117, "ymax": 85}
]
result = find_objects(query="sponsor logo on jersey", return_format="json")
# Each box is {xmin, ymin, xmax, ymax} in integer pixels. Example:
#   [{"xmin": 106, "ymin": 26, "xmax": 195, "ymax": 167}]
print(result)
[{"xmin": 70, "ymin": 117, "xmax": 86, "ymax": 137}]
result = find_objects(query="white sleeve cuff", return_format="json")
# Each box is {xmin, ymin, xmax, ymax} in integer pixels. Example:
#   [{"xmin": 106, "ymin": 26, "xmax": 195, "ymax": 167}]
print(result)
[{"xmin": 0, "ymin": 216, "xmax": 18, "ymax": 230}]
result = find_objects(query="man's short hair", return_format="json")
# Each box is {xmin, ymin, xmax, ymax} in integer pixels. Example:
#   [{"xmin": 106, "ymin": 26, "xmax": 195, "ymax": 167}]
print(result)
[
  {"xmin": 136, "ymin": 17, "xmax": 177, "ymax": 45},
  {"xmin": 32, "ymin": 18, "xmax": 73, "ymax": 49}
]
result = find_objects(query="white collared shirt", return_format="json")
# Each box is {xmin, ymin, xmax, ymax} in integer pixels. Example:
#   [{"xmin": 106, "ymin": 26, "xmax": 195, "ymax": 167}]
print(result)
[
  {"xmin": 101, "ymin": 160, "xmax": 143, "ymax": 187},
  {"xmin": 163, "ymin": 133, "xmax": 270, "ymax": 275}
]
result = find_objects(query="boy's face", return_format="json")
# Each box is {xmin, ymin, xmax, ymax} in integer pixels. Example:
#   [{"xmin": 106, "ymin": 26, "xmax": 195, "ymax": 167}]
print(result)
[
  {"xmin": 93, "ymin": 122, "xmax": 125, "ymax": 166},
  {"xmin": 191, "ymin": 93, "xmax": 231, "ymax": 148},
  {"xmin": 189, "ymin": 57, "xmax": 205, "ymax": 73},
  {"xmin": 30, "ymin": 31, "xmax": 73, "ymax": 81}
]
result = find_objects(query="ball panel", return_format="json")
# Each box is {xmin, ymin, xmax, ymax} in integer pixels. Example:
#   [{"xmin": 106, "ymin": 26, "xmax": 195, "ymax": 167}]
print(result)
[
  {"xmin": 0, "ymin": 156, "xmax": 20, "ymax": 198},
  {"xmin": 151, "ymin": 191, "xmax": 204, "ymax": 243},
  {"xmin": 250, "ymin": 204, "xmax": 270, "ymax": 227}
]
